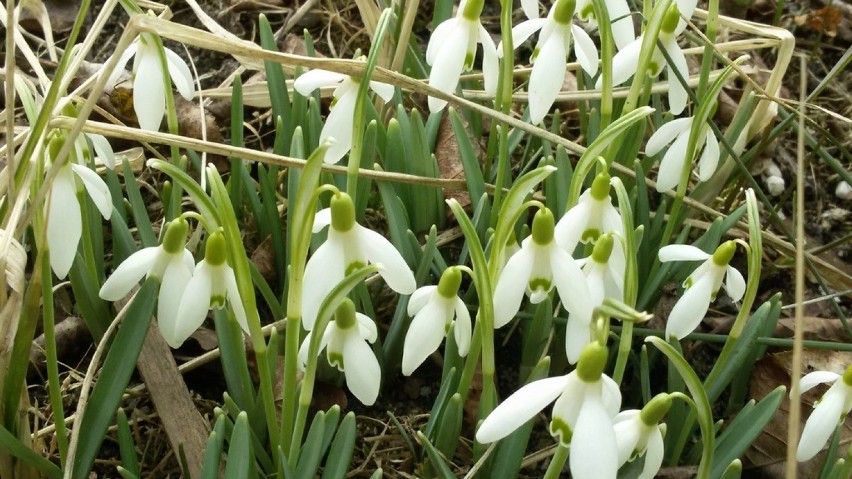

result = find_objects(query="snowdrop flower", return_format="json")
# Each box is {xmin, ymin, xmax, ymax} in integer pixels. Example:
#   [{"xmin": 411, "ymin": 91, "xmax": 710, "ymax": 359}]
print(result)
[
  {"xmin": 75, "ymin": 132, "xmax": 117, "ymax": 170},
  {"xmin": 510, "ymin": 0, "xmax": 599, "ymax": 124},
  {"xmin": 299, "ymin": 298, "xmax": 381, "ymax": 405},
  {"xmin": 403, "ymin": 267, "xmax": 472, "ymax": 375},
  {"xmin": 293, "ymin": 66, "xmax": 395, "ymax": 164},
  {"xmin": 100, "ymin": 218, "xmax": 194, "ymax": 337},
  {"xmin": 106, "ymin": 32, "xmax": 194, "ymax": 131},
  {"xmin": 477, "ymin": 343, "xmax": 622, "ymax": 479},
  {"xmin": 658, "ymin": 241, "xmax": 745, "ymax": 340},
  {"xmin": 568, "ymin": 234, "xmax": 625, "ymax": 362},
  {"xmin": 555, "ymin": 171, "xmax": 623, "ymax": 254},
  {"xmin": 302, "ymin": 191, "xmax": 416, "ymax": 330},
  {"xmin": 46, "ymin": 132, "xmax": 113, "ymax": 279},
  {"xmin": 795, "ymin": 365, "xmax": 852, "ymax": 462},
  {"xmin": 606, "ymin": 4, "xmax": 691, "ymax": 115},
  {"xmin": 645, "ymin": 115, "xmax": 720, "ymax": 192},
  {"xmin": 494, "ymin": 207, "xmax": 592, "ymax": 331},
  {"xmin": 170, "ymin": 231, "xmax": 248, "ymax": 349},
  {"xmin": 575, "ymin": 0, "xmax": 635, "ymax": 50},
  {"xmin": 426, "ymin": 0, "xmax": 498, "ymax": 112},
  {"xmin": 614, "ymin": 393, "xmax": 670, "ymax": 479}
]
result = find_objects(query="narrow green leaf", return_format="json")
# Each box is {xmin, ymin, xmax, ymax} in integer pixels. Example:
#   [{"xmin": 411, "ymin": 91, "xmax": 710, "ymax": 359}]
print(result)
[
  {"xmin": 116, "ymin": 409, "xmax": 140, "ymax": 477},
  {"xmin": 295, "ymin": 411, "xmax": 326, "ymax": 479},
  {"xmin": 201, "ymin": 415, "xmax": 227, "ymax": 479},
  {"xmin": 321, "ymin": 413, "xmax": 357, "ymax": 479},
  {"xmin": 223, "ymin": 412, "xmax": 253, "ymax": 479},
  {"xmin": 0, "ymin": 425, "xmax": 62, "ymax": 479},
  {"xmin": 417, "ymin": 431, "xmax": 456, "ymax": 479}
]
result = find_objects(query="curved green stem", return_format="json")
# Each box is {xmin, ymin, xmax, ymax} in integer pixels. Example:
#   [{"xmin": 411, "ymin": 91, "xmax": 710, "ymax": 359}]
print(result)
[{"xmin": 543, "ymin": 444, "xmax": 569, "ymax": 479}]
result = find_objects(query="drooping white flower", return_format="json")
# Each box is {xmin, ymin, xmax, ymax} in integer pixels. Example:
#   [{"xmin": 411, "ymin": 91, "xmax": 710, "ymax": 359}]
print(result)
[
  {"xmin": 293, "ymin": 67, "xmax": 395, "ymax": 164},
  {"xmin": 658, "ymin": 241, "xmax": 745, "ymax": 340},
  {"xmin": 426, "ymin": 0, "xmax": 498, "ymax": 112},
  {"xmin": 171, "ymin": 231, "xmax": 248, "ymax": 349},
  {"xmin": 645, "ymin": 116, "xmax": 720, "ymax": 192},
  {"xmin": 795, "ymin": 366, "xmax": 852, "ymax": 462},
  {"xmin": 45, "ymin": 132, "xmax": 113, "ymax": 279},
  {"xmin": 509, "ymin": 0, "xmax": 599, "ymax": 125},
  {"xmin": 605, "ymin": 3, "xmax": 693, "ymax": 115},
  {"xmin": 555, "ymin": 171, "xmax": 623, "ymax": 254},
  {"xmin": 477, "ymin": 343, "xmax": 622, "ymax": 479},
  {"xmin": 568, "ymin": 234, "xmax": 625, "ymax": 362},
  {"xmin": 75, "ymin": 132, "xmax": 117, "ymax": 170},
  {"xmin": 614, "ymin": 394, "xmax": 670, "ymax": 479},
  {"xmin": 299, "ymin": 298, "xmax": 381, "ymax": 405},
  {"xmin": 403, "ymin": 266, "xmax": 472, "ymax": 376},
  {"xmin": 106, "ymin": 32, "xmax": 194, "ymax": 131},
  {"xmin": 575, "ymin": 0, "xmax": 635, "ymax": 50},
  {"xmin": 99, "ymin": 217, "xmax": 194, "ymax": 337},
  {"xmin": 302, "ymin": 191, "xmax": 416, "ymax": 330},
  {"xmin": 494, "ymin": 207, "xmax": 592, "ymax": 331}
]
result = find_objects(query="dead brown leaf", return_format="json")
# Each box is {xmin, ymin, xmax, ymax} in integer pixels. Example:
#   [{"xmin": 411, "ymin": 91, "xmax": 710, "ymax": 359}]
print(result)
[
  {"xmin": 794, "ymin": 7, "xmax": 843, "ymax": 36},
  {"xmin": 251, "ymin": 235, "xmax": 277, "ymax": 283},
  {"xmin": 434, "ymin": 113, "xmax": 484, "ymax": 209}
]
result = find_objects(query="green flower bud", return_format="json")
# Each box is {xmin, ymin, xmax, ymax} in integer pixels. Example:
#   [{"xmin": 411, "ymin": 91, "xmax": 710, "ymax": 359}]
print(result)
[
  {"xmin": 661, "ymin": 4, "xmax": 680, "ymax": 34},
  {"xmin": 334, "ymin": 298, "xmax": 358, "ymax": 330},
  {"xmin": 843, "ymin": 365, "xmax": 852, "ymax": 387},
  {"xmin": 162, "ymin": 218, "xmax": 189, "ymax": 254},
  {"xmin": 591, "ymin": 234, "xmax": 615, "ymax": 263},
  {"xmin": 205, "ymin": 231, "xmax": 227, "ymax": 266},
  {"xmin": 48, "ymin": 130, "xmax": 67, "ymax": 163},
  {"xmin": 331, "ymin": 192, "xmax": 356, "ymax": 232},
  {"xmin": 590, "ymin": 172, "xmax": 612, "ymax": 201},
  {"xmin": 437, "ymin": 267, "xmax": 463, "ymax": 298},
  {"xmin": 711, "ymin": 240, "xmax": 736, "ymax": 266},
  {"xmin": 576, "ymin": 342, "xmax": 608, "ymax": 382},
  {"xmin": 640, "ymin": 393, "xmax": 672, "ymax": 426},
  {"xmin": 554, "ymin": 0, "xmax": 577, "ymax": 24},
  {"xmin": 531, "ymin": 208, "xmax": 555, "ymax": 245}
]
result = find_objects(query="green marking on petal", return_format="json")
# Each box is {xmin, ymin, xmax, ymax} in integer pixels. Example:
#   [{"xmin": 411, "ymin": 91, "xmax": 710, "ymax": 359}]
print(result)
[
  {"xmin": 712, "ymin": 240, "xmax": 736, "ymax": 266},
  {"xmin": 331, "ymin": 192, "xmax": 356, "ymax": 232},
  {"xmin": 532, "ymin": 208, "xmax": 555, "ymax": 245},
  {"xmin": 334, "ymin": 298, "xmax": 358, "ymax": 330},
  {"xmin": 464, "ymin": 51, "xmax": 475, "ymax": 71},
  {"xmin": 329, "ymin": 352, "xmax": 344, "ymax": 369},
  {"xmin": 210, "ymin": 294, "xmax": 227, "ymax": 309},
  {"xmin": 438, "ymin": 267, "xmax": 463, "ymax": 298},
  {"xmin": 844, "ymin": 365, "xmax": 852, "ymax": 386},
  {"xmin": 576, "ymin": 342, "xmax": 607, "ymax": 382},
  {"xmin": 640, "ymin": 393, "xmax": 672, "ymax": 426},
  {"xmin": 345, "ymin": 261, "xmax": 366, "ymax": 276},
  {"xmin": 549, "ymin": 417, "xmax": 573, "ymax": 445},
  {"xmin": 162, "ymin": 218, "xmax": 189, "ymax": 254},
  {"xmin": 205, "ymin": 231, "xmax": 227, "ymax": 266},
  {"xmin": 580, "ymin": 4, "xmax": 594, "ymax": 19},
  {"xmin": 581, "ymin": 227, "xmax": 601, "ymax": 243},
  {"xmin": 528, "ymin": 278, "xmax": 552, "ymax": 294}
]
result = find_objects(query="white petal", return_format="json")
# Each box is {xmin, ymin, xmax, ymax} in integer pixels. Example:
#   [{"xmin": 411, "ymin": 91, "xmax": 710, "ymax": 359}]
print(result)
[
  {"xmin": 555, "ymin": 200, "xmax": 592, "ymax": 253},
  {"xmin": 402, "ymin": 300, "xmax": 448, "ymax": 375},
  {"xmin": 614, "ymin": 414, "xmax": 641, "ymax": 465},
  {"xmin": 551, "ymin": 375, "xmax": 584, "ymax": 428},
  {"xmin": 134, "ymin": 50, "xmax": 166, "ymax": 131},
  {"xmin": 601, "ymin": 375, "xmax": 623, "ymax": 416},
  {"xmin": 359, "ymin": 226, "xmax": 416, "ymax": 294},
  {"xmin": 71, "ymin": 164, "xmax": 112, "ymax": 220},
  {"xmin": 171, "ymin": 262, "xmax": 213, "ymax": 349},
  {"xmin": 606, "ymin": 0, "xmax": 635, "ymax": 50},
  {"xmin": 99, "ymin": 247, "xmax": 160, "ymax": 300},
  {"xmin": 356, "ymin": 312, "xmax": 378, "ymax": 343},
  {"xmin": 676, "ymin": 0, "xmax": 698, "ymax": 32},
  {"xmin": 798, "ymin": 383, "xmax": 846, "ymax": 462},
  {"xmin": 511, "ymin": 19, "xmax": 547, "ymax": 47},
  {"xmin": 320, "ymin": 88, "xmax": 358, "ymax": 164},
  {"xmin": 342, "ymin": 332, "xmax": 381, "ymax": 405},
  {"xmin": 313, "ymin": 208, "xmax": 332, "ymax": 233},
  {"xmin": 493, "ymin": 248, "xmax": 535, "ymax": 328},
  {"xmin": 522, "ymin": 0, "xmax": 541, "ymax": 18},
  {"xmin": 302, "ymin": 240, "xmax": 343, "ymax": 329},
  {"xmin": 658, "ymin": 244, "xmax": 710, "ymax": 262},
  {"xmin": 224, "ymin": 266, "xmax": 249, "ymax": 334},
  {"xmin": 479, "ymin": 24, "xmax": 499, "ymax": 96},
  {"xmin": 369, "ymin": 81, "xmax": 395, "ymax": 102},
  {"xmin": 105, "ymin": 42, "xmax": 138, "ymax": 88},
  {"xmin": 551, "ymin": 246, "xmax": 593, "ymax": 325},
  {"xmin": 608, "ymin": 37, "xmax": 642, "ymax": 87},
  {"xmin": 528, "ymin": 31, "xmax": 567, "ymax": 125},
  {"xmin": 476, "ymin": 375, "xmax": 571, "ymax": 443},
  {"xmin": 602, "ymin": 203, "xmax": 624, "ymax": 236},
  {"xmin": 157, "ymin": 257, "xmax": 193, "ymax": 348},
  {"xmin": 639, "ymin": 426, "xmax": 665, "ymax": 479},
  {"xmin": 164, "ymin": 47, "xmax": 194, "ymax": 100},
  {"xmin": 86, "ymin": 133, "xmax": 116, "ymax": 170},
  {"xmin": 797, "ymin": 371, "xmax": 840, "ymax": 395},
  {"xmin": 666, "ymin": 273, "xmax": 714, "ymax": 340},
  {"xmin": 565, "ymin": 316, "xmax": 591, "ymax": 364},
  {"xmin": 645, "ymin": 117, "xmax": 692, "ymax": 157},
  {"xmin": 428, "ymin": 20, "xmax": 468, "ymax": 112},
  {"xmin": 664, "ymin": 41, "xmax": 689, "ymax": 115},
  {"xmin": 453, "ymin": 297, "xmax": 472, "ymax": 356},
  {"xmin": 47, "ymin": 167, "xmax": 82, "ymax": 279},
  {"xmin": 725, "ymin": 265, "xmax": 746, "ymax": 302},
  {"xmin": 655, "ymin": 126, "xmax": 691, "ymax": 192},
  {"xmin": 698, "ymin": 130, "xmax": 720, "ymax": 181},
  {"xmin": 408, "ymin": 286, "xmax": 437, "ymax": 315},
  {"xmin": 569, "ymin": 394, "xmax": 618, "ymax": 479},
  {"xmin": 426, "ymin": 18, "xmax": 457, "ymax": 66},
  {"xmin": 572, "ymin": 25, "xmax": 599, "ymax": 77},
  {"xmin": 294, "ymin": 69, "xmax": 346, "ymax": 96}
]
